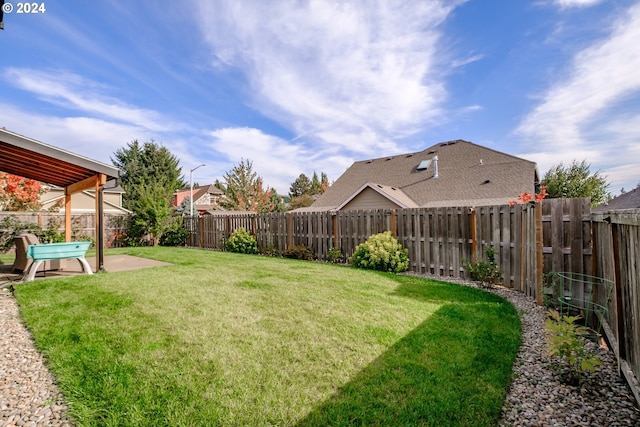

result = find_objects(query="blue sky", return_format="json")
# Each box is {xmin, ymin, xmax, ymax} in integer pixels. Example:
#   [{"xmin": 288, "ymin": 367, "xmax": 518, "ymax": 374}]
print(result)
[{"xmin": 1, "ymin": 0, "xmax": 639, "ymax": 196}]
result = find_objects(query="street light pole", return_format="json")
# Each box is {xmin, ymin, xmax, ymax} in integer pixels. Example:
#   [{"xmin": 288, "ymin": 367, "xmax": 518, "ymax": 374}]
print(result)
[{"xmin": 190, "ymin": 164, "xmax": 205, "ymax": 217}]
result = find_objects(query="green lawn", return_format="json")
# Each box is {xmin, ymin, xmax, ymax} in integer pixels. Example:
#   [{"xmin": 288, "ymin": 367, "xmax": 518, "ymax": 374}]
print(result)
[{"xmin": 12, "ymin": 247, "xmax": 521, "ymax": 427}]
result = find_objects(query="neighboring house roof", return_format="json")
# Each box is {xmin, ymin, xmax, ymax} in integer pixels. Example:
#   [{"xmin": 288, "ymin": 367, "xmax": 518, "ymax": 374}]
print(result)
[
  {"xmin": 592, "ymin": 186, "xmax": 640, "ymax": 212},
  {"xmin": 304, "ymin": 140, "xmax": 539, "ymax": 211},
  {"xmin": 174, "ymin": 184, "xmax": 225, "ymax": 212}
]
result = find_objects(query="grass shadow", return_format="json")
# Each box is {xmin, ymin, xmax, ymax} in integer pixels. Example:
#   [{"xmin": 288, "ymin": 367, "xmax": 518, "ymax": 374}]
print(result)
[{"xmin": 296, "ymin": 277, "xmax": 521, "ymax": 427}]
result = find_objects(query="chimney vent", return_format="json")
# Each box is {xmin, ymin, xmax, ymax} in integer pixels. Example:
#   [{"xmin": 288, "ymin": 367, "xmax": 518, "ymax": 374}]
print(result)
[{"xmin": 433, "ymin": 156, "xmax": 439, "ymax": 179}]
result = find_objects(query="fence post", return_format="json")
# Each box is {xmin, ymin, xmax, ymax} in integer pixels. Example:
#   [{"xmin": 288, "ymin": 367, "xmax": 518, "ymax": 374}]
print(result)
[
  {"xmin": 390, "ymin": 209, "xmax": 397, "ymax": 237},
  {"xmin": 520, "ymin": 206, "xmax": 526, "ymax": 293},
  {"xmin": 535, "ymin": 203, "xmax": 544, "ymax": 305},
  {"xmin": 611, "ymin": 222, "xmax": 627, "ymax": 360},
  {"xmin": 332, "ymin": 212, "xmax": 338, "ymax": 249},
  {"xmin": 286, "ymin": 212, "xmax": 293, "ymax": 250},
  {"xmin": 470, "ymin": 208, "xmax": 477, "ymax": 264},
  {"xmin": 199, "ymin": 217, "xmax": 204, "ymax": 249}
]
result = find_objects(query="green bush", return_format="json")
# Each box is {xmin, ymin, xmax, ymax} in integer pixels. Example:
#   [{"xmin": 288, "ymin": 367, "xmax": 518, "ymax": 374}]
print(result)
[
  {"xmin": 160, "ymin": 227, "xmax": 188, "ymax": 246},
  {"xmin": 224, "ymin": 228, "xmax": 258, "ymax": 254},
  {"xmin": 349, "ymin": 231, "xmax": 409, "ymax": 273},
  {"xmin": 0, "ymin": 215, "xmax": 65, "ymax": 252},
  {"xmin": 327, "ymin": 246, "xmax": 344, "ymax": 264},
  {"xmin": 284, "ymin": 244, "xmax": 315, "ymax": 261},
  {"xmin": 545, "ymin": 309, "xmax": 601, "ymax": 386},
  {"xmin": 463, "ymin": 246, "xmax": 502, "ymax": 288},
  {"xmin": 260, "ymin": 245, "xmax": 279, "ymax": 257}
]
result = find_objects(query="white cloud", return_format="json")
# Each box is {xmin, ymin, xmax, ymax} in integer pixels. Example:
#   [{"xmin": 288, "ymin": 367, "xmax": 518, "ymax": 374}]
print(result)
[
  {"xmin": 4, "ymin": 68, "xmax": 180, "ymax": 133},
  {"xmin": 516, "ymin": 2, "xmax": 640, "ymax": 193},
  {"xmin": 208, "ymin": 127, "xmax": 352, "ymax": 194},
  {"xmin": 0, "ymin": 103, "xmax": 151, "ymax": 166},
  {"xmin": 553, "ymin": 0, "xmax": 603, "ymax": 9},
  {"xmin": 194, "ymin": 0, "xmax": 461, "ymax": 157}
]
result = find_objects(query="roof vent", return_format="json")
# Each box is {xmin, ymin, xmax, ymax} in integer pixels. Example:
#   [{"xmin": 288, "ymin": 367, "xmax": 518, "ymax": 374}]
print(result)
[
  {"xmin": 385, "ymin": 157, "xmax": 392, "ymax": 161},
  {"xmin": 428, "ymin": 150, "xmax": 436, "ymax": 155},
  {"xmin": 406, "ymin": 154, "xmax": 413, "ymax": 158},
  {"xmin": 482, "ymin": 179, "xmax": 491, "ymax": 184},
  {"xmin": 433, "ymin": 156, "xmax": 439, "ymax": 179},
  {"xmin": 366, "ymin": 160, "xmax": 372, "ymax": 164}
]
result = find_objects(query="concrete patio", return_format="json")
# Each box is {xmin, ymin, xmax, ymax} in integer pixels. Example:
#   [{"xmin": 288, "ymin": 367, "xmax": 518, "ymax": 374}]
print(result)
[{"xmin": 0, "ymin": 254, "xmax": 171, "ymax": 285}]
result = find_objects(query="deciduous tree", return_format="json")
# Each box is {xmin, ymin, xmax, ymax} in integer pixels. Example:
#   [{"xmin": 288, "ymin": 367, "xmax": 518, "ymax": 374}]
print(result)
[
  {"xmin": 0, "ymin": 173, "xmax": 45, "ymax": 211},
  {"xmin": 542, "ymin": 160, "xmax": 609, "ymax": 207}
]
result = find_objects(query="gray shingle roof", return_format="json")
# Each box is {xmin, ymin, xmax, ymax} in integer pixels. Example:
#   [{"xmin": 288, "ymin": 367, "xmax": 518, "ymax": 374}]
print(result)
[
  {"xmin": 310, "ymin": 140, "xmax": 539, "ymax": 210},
  {"xmin": 592, "ymin": 186, "xmax": 640, "ymax": 212}
]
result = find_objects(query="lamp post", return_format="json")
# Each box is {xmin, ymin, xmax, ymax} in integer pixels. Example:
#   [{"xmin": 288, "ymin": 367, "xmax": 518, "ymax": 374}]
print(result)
[{"xmin": 190, "ymin": 164, "xmax": 205, "ymax": 217}]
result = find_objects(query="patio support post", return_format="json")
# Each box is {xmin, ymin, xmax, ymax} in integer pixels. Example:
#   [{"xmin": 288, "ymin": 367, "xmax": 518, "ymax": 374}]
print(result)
[
  {"xmin": 64, "ymin": 192, "xmax": 72, "ymax": 242},
  {"xmin": 94, "ymin": 174, "xmax": 106, "ymax": 272}
]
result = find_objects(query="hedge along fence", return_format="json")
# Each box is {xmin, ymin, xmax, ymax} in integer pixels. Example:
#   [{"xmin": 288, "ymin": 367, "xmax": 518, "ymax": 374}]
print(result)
[{"xmin": 186, "ymin": 201, "xmax": 551, "ymax": 298}]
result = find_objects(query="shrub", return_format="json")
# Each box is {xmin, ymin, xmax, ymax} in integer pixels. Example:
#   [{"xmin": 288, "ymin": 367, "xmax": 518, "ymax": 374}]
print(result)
[
  {"xmin": 224, "ymin": 228, "xmax": 258, "ymax": 254},
  {"xmin": 0, "ymin": 215, "xmax": 65, "ymax": 252},
  {"xmin": 327, "ymin": 246, "xmax": 344, "ymax": 264},
  {"xmin": 463, "ymin": 246, "xmax": 502, "ymax": 288},
  {"xmin": 284, "ymin": 244, "xmax": 315, "ymax": 261},
  {"xmin": 160, "ymin": 226, "xmax": 188, "ymax": 246},
  {"xmin": 261, "ymin": 245, "xmax": 279, "ymax": 257},
  {"xmin": 349, "ymin": 231, "xmax": 409, "ymax": 273},
  {"xmin": 545, "ymin": 309, "xmax": 602, "ymax": 386}
]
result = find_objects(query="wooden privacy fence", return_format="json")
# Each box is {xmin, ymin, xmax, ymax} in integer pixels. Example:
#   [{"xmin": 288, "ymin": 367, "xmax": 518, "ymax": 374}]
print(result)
[
  {"xmin": 187, "ymin": 201, "xmax": 563, "ymax": 298},
  {"xmin": 591, "ymin": 209, "xmax": 640, "ymax": 403}
]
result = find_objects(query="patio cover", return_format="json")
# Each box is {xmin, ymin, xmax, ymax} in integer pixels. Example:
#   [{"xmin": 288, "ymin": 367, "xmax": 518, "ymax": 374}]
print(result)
[{"xmin": 0, "ymin": 128, "xmax": 121, "ymax": 272}]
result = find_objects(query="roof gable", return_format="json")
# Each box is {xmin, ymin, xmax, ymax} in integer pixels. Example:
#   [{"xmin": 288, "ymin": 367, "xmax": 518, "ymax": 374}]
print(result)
[{"xmin": 335, "ymin": 182, "xmax": 419, "ymax": 211}]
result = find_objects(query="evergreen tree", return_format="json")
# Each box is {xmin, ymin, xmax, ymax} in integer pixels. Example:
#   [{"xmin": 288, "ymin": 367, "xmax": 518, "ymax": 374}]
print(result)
[
  {"xmin": 221, "ymin": 159, "xmax": 276, "ymax": 212},
  {"xmin": 111, "ymin": 140, "xmax": 185, "ymax": 210},
  {"xmin": 111, "ymin": 140, "xmax": 185, "ymax": 244},
  {"xmin": 269, "ymin": 189, "xmax": 286, "ymax": 212},
  {"xmin": 542, "ymin": 159, "xmax": 610, "ymax": 207},
  {"xmin": 310, "ymin": 172, "xmax": 321, "ymax": 195},
  {"xmin": 289, "ymin": 173, "xmax": 312, "ymax": 198}
]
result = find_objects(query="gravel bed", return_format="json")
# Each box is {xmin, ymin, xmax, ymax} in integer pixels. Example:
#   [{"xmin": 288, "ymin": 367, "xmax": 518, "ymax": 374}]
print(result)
[
  {"xmin": 1, "ymin": 278, "xmax": 639, "ymax": 426},
  {"xmin": 1, "ymin": 289, "xmax": 72, "ymax": 427},
  {"xmin": 408, "ymin": 274, "xmax": 640, "ymax": 427}
]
